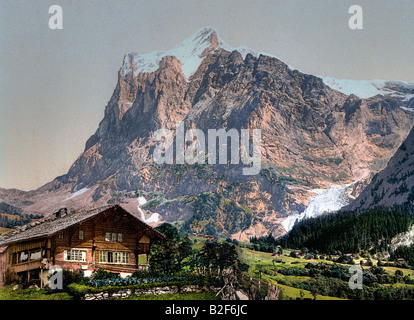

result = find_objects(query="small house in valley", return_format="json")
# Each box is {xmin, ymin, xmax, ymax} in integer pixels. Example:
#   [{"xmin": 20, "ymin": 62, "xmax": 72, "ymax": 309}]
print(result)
[{"xmin": 0, "ymin": 205, "xmax": 166, "ymax": 287}]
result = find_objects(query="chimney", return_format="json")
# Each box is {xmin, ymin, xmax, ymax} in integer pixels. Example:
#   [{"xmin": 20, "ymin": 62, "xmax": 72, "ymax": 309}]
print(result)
[{"xmin": 53, "ymin": 208, "xmax": 68, "ymax": 218}]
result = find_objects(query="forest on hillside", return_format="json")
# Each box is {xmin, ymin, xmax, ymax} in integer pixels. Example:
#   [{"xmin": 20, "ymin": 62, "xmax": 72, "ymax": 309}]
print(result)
[
  {"xmin": 0, "ymin": 202, "xmax": 43, "ymax": 229},
  {"xmin": 251, "ymin": 204, "xmax": 414, "ymax": 264}
]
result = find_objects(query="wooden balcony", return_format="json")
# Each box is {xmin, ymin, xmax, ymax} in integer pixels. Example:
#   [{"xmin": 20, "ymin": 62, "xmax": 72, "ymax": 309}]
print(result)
[{"xmin": 11, "ymin": 259, "xmax": 42, "ymax": 273}]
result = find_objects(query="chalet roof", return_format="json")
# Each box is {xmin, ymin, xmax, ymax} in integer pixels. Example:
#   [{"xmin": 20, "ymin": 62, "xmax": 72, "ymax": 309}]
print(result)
[{"xmin": 0, "ymin": 205, "xmax": 166, "ymax": 246}]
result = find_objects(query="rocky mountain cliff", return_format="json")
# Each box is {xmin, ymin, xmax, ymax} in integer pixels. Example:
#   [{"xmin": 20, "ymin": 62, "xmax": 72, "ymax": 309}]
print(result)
[
  {"xmin": 2, "ymin": 27, "xmax": 414, "ymax": 240},
  {"xmin": 345, "ymin": 125, "xmax": 414, "ymax": 211}
]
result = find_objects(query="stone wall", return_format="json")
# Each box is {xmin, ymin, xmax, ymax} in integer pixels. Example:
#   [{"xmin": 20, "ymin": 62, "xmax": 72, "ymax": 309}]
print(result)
[{"xmin": 84, "ymin": 285, "xmax": 220, "ymax": 300}]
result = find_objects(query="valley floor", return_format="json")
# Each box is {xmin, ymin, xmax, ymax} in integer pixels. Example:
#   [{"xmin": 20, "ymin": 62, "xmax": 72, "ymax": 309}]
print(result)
[{"xmin": 237, "ymin": 245, "xmax": 414, "ymax": 300}]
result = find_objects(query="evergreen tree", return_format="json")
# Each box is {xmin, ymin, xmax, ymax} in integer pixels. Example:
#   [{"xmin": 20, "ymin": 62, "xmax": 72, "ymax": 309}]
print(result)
[{"xmin": 149, "ymin": 223, "xmax": 193, "ymax": 274}]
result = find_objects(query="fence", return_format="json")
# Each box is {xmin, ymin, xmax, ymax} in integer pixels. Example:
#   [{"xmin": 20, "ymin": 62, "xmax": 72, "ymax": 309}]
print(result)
[
  {"xmin": 218, "ymin": 269, "xmax": 280, "ymax": 300},
  {"xmin": 237, "ymin": 273, "xmax": 280, "ymax": 300}
]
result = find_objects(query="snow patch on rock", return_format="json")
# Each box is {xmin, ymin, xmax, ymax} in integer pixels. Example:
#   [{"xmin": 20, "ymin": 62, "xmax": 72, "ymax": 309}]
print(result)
[
  {"xmin": 321, "ymin": 77, "xmax": 414, "ymax": 102},
  {"xmin": 137, "ymin": 196, "xmax": 147, "ymax": 206},
  {"xmin": 142, "ymin": 212, "xmax": 160, "ymax": 224},
  {"xmin": 61, "ymin": 187, "xmax": 89, "ymax": 202},
  {"xmin": 137, "ymin": 196, "xmax": 159, "ymax": 224}
]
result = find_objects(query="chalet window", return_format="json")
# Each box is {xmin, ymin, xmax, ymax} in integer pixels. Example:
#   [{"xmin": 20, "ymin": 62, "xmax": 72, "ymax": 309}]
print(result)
[
  {"xmin": 30, "ymin": 249, "xmax": 42, "ymax": 261},
  {"xmin": 104, "ymin": 232, "xmax": 123, "ymax": 242},
  {"xmin": 98, "ymin": 251, "xmax": 129, "ymax": 264},
  {"xmin": 19, "ymin": 251, "xmax": 29, "ymax": 263},
  {"xmin": 114, "ymin": 252, "xmax": 128, "ymax": 264},
  {"xmin": 59, "ymin": 232, "xmax": 64, "ymax": 239},
  {"xmin": 64, "ymin": 249, "xmax": 86, "ymax": 262},
  {"xmin": 99, "ymin": 251, "xmax": 105, "ymax": 262},
  {"xmin": 12, "ymin": 249, "xmax": 43, "ymax": 265},
  {"xmin": 79, "ymin": 230, "xmax": 84, "ymax": 240}
]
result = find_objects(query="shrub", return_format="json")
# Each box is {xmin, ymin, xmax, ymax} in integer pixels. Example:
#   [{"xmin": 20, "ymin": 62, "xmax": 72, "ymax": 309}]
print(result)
[
  {"xmin": 130, "ymin": 270, "xmax": 161, "ymax": 279},
  {"xmin": 289, "ymin": 251, "xmax": 298, "ymax": 258},
  {"xmin": 88, "ymin": 273, "xmax": 220, "ymax": 288},
  {"xmin": 395, "ymin": 269, "xmax": 404, "ymax": 277},
  {"xmin": 92, "ymin": 269, "xmax": 120, "ymax": 280}
]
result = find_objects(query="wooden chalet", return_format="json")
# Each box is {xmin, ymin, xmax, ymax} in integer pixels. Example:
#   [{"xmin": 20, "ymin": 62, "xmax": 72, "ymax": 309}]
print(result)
[{"xmin": 0, "ymin": 205, "xmax": 166, "ymax": 287}]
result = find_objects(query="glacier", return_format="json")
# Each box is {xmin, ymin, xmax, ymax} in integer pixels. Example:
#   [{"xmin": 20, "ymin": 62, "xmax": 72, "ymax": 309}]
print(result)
[{"xmin": 281, "ymin": 184, "xmax": 354, "ymax": 232}]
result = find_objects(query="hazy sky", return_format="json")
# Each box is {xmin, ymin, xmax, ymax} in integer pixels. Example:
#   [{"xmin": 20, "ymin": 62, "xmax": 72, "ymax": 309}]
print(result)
[{"xmin": 1, "ymin": 0, "xmax": 414, "ymax": 190}]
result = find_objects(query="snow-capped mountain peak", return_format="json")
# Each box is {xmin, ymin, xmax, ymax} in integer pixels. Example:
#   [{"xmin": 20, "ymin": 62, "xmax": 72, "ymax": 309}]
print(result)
[
  {"xmin": 121, "ymin": 26, "xmax": 222, "ymax": 80},
  {"xmin": 120, "ymin": 26, "xmax": 288, "ymax": 80}
]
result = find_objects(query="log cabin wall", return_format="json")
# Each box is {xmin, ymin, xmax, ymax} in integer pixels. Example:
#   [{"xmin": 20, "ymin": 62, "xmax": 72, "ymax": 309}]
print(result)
[
  {"xmin": 0, "ymin": 238, "xmax": 49, "ymax": 285},
  {"xmin": 8, "ymin": 240, "xmax": 47, "ymax": 273},
  {"xmin": 0, "ymin": 247, "xmax": 9, "ymax": 286}
]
